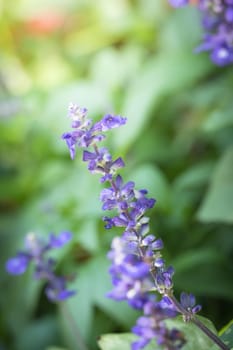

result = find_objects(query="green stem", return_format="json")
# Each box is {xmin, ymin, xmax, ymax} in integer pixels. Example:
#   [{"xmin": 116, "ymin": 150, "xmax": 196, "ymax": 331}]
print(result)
[{"xmin": 167, "ymin": 294, "xmax": 230, "ymax": 350}]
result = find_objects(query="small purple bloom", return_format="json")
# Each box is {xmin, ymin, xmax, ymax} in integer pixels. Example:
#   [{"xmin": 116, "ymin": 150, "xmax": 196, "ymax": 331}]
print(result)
[
  {"xmin": 45, "ymin": 277, "xmax": 76, "ymax": 302},
  {"xmin": 49, "ymin": 231, "xmax": 72, "ymax": 248},
  {"xmin": 95, "ymin": 114, "xmax": 127, "ymax": 131},
  {"xmin": 6, "ymin": 253, "xmax": 30, "ymax": 275},
  {"xmin": 180, "ymin": 292, "xmax": 202, "ymax": 315},
  {"xmin": 6, "ymin": 232, "xmax": 75, "ymax": 302}
]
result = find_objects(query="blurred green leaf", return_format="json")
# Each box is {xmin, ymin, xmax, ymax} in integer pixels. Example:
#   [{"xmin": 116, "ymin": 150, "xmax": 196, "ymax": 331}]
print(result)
[
  {"xmin": 173, "ymin": 162, "xmax": 214, "ymax": 191},
  {"xmin": 197, "ymin": 147, "xmax": 233, "ymax": 223},
  {"xmin": 217, "ymin": 320, "xmax": 233, "ymax": 350},
  {"xmin": 2, "ymin": 269, "xmax": 41, "ymax": 337},
  {"xmin": 173, "ymin": 247, "xmax": 220, "ymax": 273},
  {"xmin": 159, "ymin": 7, "xmax": 203, "ymax": 50},
  {"xmin": 115, "ymin": 51, "xmax": 210, "ymax": 149},
  {"xmin": 15, "ymin": 316, "xmax": 59, "ymax": 350},
  {"xmin": 174, "ymin": 263, "xmax": 233, "ymax": 300},
  {"xmin": 202, "ymin": 109, "xmax": 233, "ymax": 132}
]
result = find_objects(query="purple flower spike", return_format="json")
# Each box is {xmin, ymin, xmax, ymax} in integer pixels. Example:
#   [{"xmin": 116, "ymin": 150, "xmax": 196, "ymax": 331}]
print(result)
[
  {"xmin": 6, "ymin": 253, "xmax": 30, "ymax": 275},
  {"xmin": 6, "ymin": 232, "xmax": 75, "ymax": 302},
  {"xmin": 62, "ymin": 104, "xmax": 185, "ymax": 350},
  {"xmin": 169, "ymin": 0, "xmax": 233, "ymax": 66}
]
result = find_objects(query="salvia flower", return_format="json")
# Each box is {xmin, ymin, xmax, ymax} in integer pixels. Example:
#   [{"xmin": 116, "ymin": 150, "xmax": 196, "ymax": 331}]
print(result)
[
  {"xmin": 169, "ymin": 0, "xmax": 233, "ymax": 66},
  {"xmin": 62, "ymin": 104, "xmax": 201, "ymax": 350},
  {"xmin": 180, "ymin": 292, "xmax": 202, "ymax": 321},
  {"xmin": 6, "ymin": 231, "xmax": 75, "ymax": 302}
]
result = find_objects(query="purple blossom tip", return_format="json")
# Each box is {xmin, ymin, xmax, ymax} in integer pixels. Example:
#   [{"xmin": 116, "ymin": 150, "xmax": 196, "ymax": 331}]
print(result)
[
  {"xmin": 180, "ymin": 292, "xmax": 201, "ymax": 314},
  {"xmin": 99, "ymin": 114, "xmax": 127, "ymax": 131}
]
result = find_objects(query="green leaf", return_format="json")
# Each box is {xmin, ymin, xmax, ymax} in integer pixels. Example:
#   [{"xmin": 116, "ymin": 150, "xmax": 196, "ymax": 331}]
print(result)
[
  {"xmin": 98, "ymin": 333, "xmax": 137, "ymax": 350},
  {"xmin": 159, "ymin": 7, "xmax": 203, "ymax": 51},
  {"xmin": 197, "ymin": 147, "xmax": 233, "ymax": 223},
  {"xmin": 114, "ymin": 51, "xmax": 210, "ymax": 149},
  {"xmin": 15, "ymin": 316, "xmax": 59, "ymax": 350},
  {"xmin": 98, "ymin": 316, "xmax": 218, "ymax": 350},
  {"xmin": 217, "ymin": 319, "xmax": 233, "ymax": 350},
  {"xmin": 173, "ymin": 162, "xmax": 215, "ymax": 191},
  {"xmin": 202, "ymin": 109, "xmax": 233, "ymax": 132},
  {"xmin": 173, "ymin": 247, "xmax": 220, "ymax": 273}
]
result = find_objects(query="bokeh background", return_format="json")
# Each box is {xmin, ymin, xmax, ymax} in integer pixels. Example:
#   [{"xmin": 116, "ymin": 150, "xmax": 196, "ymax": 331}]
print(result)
[{"xmin": 0, "ymin": 0, "xmax": 233, "ymax": 349}]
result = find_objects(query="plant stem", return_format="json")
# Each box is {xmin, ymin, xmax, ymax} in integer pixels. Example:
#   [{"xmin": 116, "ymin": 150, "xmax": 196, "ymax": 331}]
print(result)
[
  {"xmin": 61, "ymin": 302, "xmax": 89, "ymax": 350},
  {"xmin": 192, "ymin": 316, "xmax": 230, "ymax": 350},
  {"xmin": 167, "ymin": 294, "xmax": 230, "ymax": 350}
]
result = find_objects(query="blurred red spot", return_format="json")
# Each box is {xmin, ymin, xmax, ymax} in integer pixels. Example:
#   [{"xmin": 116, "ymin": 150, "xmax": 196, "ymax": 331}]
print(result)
[{"xmin": 24, "ymin": 12, "xmax": 65, "ymax": 35}]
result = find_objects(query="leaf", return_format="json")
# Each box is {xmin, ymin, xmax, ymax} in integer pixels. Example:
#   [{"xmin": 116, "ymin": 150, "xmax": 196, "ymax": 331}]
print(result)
[
  {"xmin": 98, "ymin": 333, "xmax": 137, "ymax": 350},
  {"xmin": 114, "ymin": 51, "xmax": 210, "ymax": 149},
  {"xmin": 174, "ymin": 264, "xmax": 233, "ymax": 300},
  {"xmin": 218, "ymin": 320, "xmax": 233, "ymax": 350},
  {"xmin": 172, "ymin": 248, "xmax": 220, "ymax": 273},
  {"xmin": 98, "ymin": 316, "xmax": 218, "ymax": 350},
  {"xmin": 202, "ymin": 109, "xmax": 233, "ymax": 132},
  {"xmin": 173, "ymin": 162, "xmax": 215, "ymax": 191},
  {"xmin": 15, "ymin": 316, "xmax": 59, "ymax": 350},
  {"xmin": 197, "ymin": 147, "xmax": 233, "ymax": 223},
  {"xmin": 159, "ymin": 7, "xmax": 203, "ymax": 52}
]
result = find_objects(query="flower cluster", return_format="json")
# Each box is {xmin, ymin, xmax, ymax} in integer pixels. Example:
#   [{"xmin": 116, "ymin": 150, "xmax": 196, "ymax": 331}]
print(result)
[
  {"xmin": 169, "ymin": 0, "xmax": 233, "ymax": 66},
  {"xmin": 6, "ymin": 231, "xmax": 75, "ymax": 302},
  {"xmin": 62, "ymin": 103, "xmax": 202, "ymax": 349}
]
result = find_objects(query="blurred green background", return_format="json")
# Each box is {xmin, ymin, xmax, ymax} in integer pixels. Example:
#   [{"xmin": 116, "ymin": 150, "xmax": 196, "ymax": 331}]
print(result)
[{"xmin": 0, "ymin": 0, "xmax": 233, "ymax": 349}]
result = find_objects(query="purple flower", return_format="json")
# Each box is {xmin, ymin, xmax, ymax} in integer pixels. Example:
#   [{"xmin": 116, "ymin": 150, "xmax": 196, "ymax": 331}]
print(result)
[
  {"xmin": 169, "ymin": 0, "xmax": 233, "ymax": 66},
  {"xmin": 6, "ymin": 253, "xmax": 30, "ymax": 275},
  {"xmin": 180, "ymin": 292, "xmax": 202, "ymax": 320},
  {"xmin": 168, "ymin": 0, "xmax": 189, "ymax": 7},
  {"xmin": 6, "ymin": 232, "xmax": 75, "ymax": 302},
  {"xmin": 49, "ymin": 231, "xmax": 72, "ymax": 248},
  {"xmin": 62, "ymin": 104, "xmax": 127, "ymax": 161},
  {"xmin": 93, "ymin": 114, "xmax": 127, "ymax": 132},
  {"xmin": 62, "ymin": 104, "xmax": 201, "ymax": 349}
]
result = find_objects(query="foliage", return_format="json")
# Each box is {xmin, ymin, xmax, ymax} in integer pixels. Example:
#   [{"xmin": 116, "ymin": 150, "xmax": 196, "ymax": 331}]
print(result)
[{"xmin": 0, "ymin": 0, "xmax": 232, "ymax": 350}]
